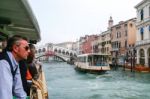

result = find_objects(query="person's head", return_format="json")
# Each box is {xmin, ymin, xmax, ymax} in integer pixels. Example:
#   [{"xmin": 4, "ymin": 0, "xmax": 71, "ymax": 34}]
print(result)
[
  {"xmin": 1, "ymin": 39, "xmax": 7, "ymax": 50},
  {"xmin": 27, "ymin": 44, "xmax": 36, "ymax": 63},
  {"xmin": 6, "ymin": 35, "xmax": 30, "ymax": 61}
]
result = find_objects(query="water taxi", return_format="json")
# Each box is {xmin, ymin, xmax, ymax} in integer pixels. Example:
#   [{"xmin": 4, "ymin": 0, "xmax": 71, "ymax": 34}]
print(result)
[
  {"xmin": 74, "ymin": 53, "xmax": 111, "ymax": 74},
  {"xmin": 0, "ymin": 0, "xmax": 48, "ymax": 98}
]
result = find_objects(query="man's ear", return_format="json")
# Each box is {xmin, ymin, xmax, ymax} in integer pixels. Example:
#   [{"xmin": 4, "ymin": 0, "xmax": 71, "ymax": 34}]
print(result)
[{"xmin": 12, "ymin": 45, "xmax": 19, "ymax": 53}]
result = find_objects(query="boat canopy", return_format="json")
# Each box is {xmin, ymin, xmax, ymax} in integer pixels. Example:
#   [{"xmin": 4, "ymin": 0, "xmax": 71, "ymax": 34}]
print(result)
[
  {"xmin": 0, "ymin": 0, "xmax": 41, "ymax": 43},
  {"xmin": 77, "ymin": 53, "xmax": 111, "ymax": 57}
]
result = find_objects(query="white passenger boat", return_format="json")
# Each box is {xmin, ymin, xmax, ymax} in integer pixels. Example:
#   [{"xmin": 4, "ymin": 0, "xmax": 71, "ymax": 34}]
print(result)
[{"xmin": 75, "ymin": 53, "xmax": 111, "ymax": 74}]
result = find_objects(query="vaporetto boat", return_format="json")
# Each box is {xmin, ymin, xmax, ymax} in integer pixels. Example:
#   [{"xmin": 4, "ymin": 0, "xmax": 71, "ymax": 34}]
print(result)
[
  {"xmin": 74, "ymin": 53, "xmax": 111, "ymax": 74},
  {"xmin": 0, "ymin": 0, "xmax": 48, "ymax": 99}
]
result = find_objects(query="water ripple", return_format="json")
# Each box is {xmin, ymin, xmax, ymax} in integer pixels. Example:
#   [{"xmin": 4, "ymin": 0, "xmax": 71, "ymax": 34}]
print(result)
[{"xmin": 43, "ymin": 62, "xmax": 150, "ymax": 99}]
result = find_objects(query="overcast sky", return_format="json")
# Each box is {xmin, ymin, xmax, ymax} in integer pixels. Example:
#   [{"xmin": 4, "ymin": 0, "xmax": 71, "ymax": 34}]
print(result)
[{"xmin": 28, "ymin": 0, "xmax": 142, "ymax": 45}]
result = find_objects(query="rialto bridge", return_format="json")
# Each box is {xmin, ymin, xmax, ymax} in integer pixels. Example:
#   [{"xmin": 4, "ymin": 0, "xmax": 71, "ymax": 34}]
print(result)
[{"xmin": 35, "ymin": 43, "xmax": 77, "ymax": 62}]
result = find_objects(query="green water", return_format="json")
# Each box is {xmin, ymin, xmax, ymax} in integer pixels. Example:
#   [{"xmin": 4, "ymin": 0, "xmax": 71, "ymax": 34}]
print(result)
[{"xmin": 43, "ymin": 61, "xmax": 150, "ymax": 99}]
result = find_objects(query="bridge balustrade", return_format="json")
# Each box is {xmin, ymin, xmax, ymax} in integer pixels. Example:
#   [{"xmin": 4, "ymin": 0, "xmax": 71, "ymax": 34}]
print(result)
[{"xmin": 36, "ymin": 44, "xmax": 77, "ymax": 61}]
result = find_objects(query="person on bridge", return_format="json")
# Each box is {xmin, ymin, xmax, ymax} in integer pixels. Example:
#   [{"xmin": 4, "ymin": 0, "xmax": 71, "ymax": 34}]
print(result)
[{"xmin": 0, "ymin": 35, "xmax": 29, "ymax": 99}]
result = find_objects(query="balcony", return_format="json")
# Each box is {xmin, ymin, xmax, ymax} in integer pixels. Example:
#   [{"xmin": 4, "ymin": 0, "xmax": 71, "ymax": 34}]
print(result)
[
  {"xmin": 136, "ymin": 17, "xmax": 150, "ymax": 26},
  {"xmin": 111, "ymin": 48, "xmax": 119, "ymax": 51},
  {"xmin": 136, "ymin": 39, "xmax": 150, "ymax": 46}
]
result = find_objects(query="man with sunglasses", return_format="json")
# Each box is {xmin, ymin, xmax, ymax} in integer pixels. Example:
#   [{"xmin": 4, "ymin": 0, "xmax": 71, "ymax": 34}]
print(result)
[{"xmin": 0, "ymin": 35, "xmax": 30, "ymax": 99}]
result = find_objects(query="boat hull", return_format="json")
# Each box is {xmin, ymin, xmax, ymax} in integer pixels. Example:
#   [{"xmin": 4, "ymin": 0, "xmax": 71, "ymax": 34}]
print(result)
[{"xmin": 74, "ymin": 66, "xmax": 107, "ymax": 74}]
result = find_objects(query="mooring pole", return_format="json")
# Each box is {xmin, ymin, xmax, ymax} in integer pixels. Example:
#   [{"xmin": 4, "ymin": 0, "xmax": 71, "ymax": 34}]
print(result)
[{"xmin": 131, "ymin": 52, "xmax": 133, "ymax": 72}]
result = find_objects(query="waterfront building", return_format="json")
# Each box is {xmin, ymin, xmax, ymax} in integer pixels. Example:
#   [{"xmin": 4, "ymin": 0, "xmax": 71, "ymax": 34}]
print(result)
[
  {"xmin": 99, "ymin": 30, "xmax": 111, "ymax": 55},
  {"xmin": 92, "ymin": 16, "xmax": 113, "ymax": 55},
  {"xmin": 92, "ymin": 35, "xmax": 99, "ymax": 53},
  {"xmin": 135, "ymin": 0, "xmax": 150, "ymax": 67},
  {"xmin": 111, "ymin": 18, "xmax": 137, "ymax": 65},
  {"xmin": 71, "ymin": 41, "xmax": 79, "ymax": 54},
  {"xmin": 92, "ymin": 29, "xmax": 111, "ymax": 55},
  {"xmin": 78, "ymin": 37, "xmax": 85, "ymax": 54},
  {"xmin": 79, "ymin": 35, "xmax": 98, "ymax": 54}
]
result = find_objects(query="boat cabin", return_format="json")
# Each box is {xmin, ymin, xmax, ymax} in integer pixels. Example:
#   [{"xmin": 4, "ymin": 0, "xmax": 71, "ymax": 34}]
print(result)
[{"xmin": 77, "ymin": 53, "xmax": 110, "ymax": 66}]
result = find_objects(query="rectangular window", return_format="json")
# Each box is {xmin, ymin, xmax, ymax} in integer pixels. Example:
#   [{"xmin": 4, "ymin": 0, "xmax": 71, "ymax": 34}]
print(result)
[
  {"xmin": 140, "ymin": 27, "xmax": 144, "ymax": 40},
  {"xmin": 107, "ymin": 47, "xmax": 109, "ymax": 51},
  {"xmin": 140, "ymin": 9, "xmax": 144, "ymax": 21},
  {"xmin": 125, "ymin": 30, "xmax": 127, "ymax": 36},
  {"xmin": 116, "ymin": 32, "xmax": 118, "ymax": 38}
]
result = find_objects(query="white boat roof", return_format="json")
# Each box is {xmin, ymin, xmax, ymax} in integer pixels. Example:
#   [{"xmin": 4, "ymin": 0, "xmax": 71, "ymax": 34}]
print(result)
[
  {"xmin": 77, "ymin": 53, "xmax": 111, "ymax": 57},
  {"xmin": 0, "ymin": 0, "xmax": 41, "ymax": 43}
]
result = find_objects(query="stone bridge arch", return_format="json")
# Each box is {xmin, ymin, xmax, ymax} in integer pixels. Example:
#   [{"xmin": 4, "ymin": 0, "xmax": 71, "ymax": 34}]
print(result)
[{"xmin": 36, "ymin": 43, "xmax": 77, "ymax": 62}]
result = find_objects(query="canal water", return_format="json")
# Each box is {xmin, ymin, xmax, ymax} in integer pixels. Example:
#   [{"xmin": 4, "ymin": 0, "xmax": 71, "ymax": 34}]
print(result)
[{"xmin": 43, "ymin": 61, "xmax": 150, "ymax": 99}]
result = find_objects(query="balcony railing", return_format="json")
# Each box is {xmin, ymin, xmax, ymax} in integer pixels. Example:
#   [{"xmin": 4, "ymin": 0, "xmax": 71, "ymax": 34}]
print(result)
[
  {"xmin": 111, "ymin": 48, "xmax": 119, "ymax": 51},
  {"xmin": 136, "ymin": 39, "xmax": 150, "ymax": 46},
  {"xmin": 136, "ymin": 17, "xmax": 150, "ymax": 26}
]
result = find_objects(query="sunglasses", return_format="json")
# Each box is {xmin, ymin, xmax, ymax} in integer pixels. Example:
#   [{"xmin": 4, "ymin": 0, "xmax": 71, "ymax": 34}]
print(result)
[{"xmin": 24, "ymin": 46, "xmax": 30, "ymax": 51}]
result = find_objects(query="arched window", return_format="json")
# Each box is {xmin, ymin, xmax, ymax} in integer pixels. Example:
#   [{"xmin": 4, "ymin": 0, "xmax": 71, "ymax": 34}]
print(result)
[
  {"xmin": 140, "ymin": 28, "xmax": 144, "ymax": 40},
  {"xmin": 70, "ymin": 53, "xmax": 73, "ymax": 56},
  {"xmin": 66, "ymin": 51, "xmax": 69, "ymax": 55},
  {"xmin": 140, "ymin": 49, "xmax": 144, "ymax": 57},
  {"xmin": 54, "ymin": 49, "xmax": 57, "ymax": 52},
  {"xmin": 139, "ymin": 49, "xmax": 145, "ymax": 65},
  {"xmin": 62, "ymin": 50, "xmax": 65, "ymax": 54},
  {"xmin": 58, "ymin": 49, "xmax": 61, "ymax": 53}
]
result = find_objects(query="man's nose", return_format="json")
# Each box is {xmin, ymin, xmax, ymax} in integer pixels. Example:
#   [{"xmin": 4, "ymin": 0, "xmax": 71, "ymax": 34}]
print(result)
[{"xmin": 28, "ymin": 49, "xmax": 31, "ymax": 53}]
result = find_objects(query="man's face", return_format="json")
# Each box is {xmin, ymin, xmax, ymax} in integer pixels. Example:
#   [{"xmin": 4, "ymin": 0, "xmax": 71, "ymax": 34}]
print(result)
[{"xmin": 14, "ymin": 40, "xmax": 30, "ymax": 60}]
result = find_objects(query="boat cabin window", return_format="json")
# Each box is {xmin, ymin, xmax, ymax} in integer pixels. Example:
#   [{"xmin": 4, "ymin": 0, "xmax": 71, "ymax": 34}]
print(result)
[
  {"xmin": 78, "ymin": 56, "xmax": 86, "ymax": 62},
  {"xmin": 88, "ymin": 55, "xmax": 108, "ymax": 66},
  {"xmin": 77, "ymin": 54, "xmax": 109, "ymax": 66}
]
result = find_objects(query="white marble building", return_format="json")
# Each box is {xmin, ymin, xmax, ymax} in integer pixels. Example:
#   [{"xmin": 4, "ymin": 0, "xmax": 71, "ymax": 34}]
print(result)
[{"xmin": 135, "ymin": 0, "xmax": 150, "ymax": 67}]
